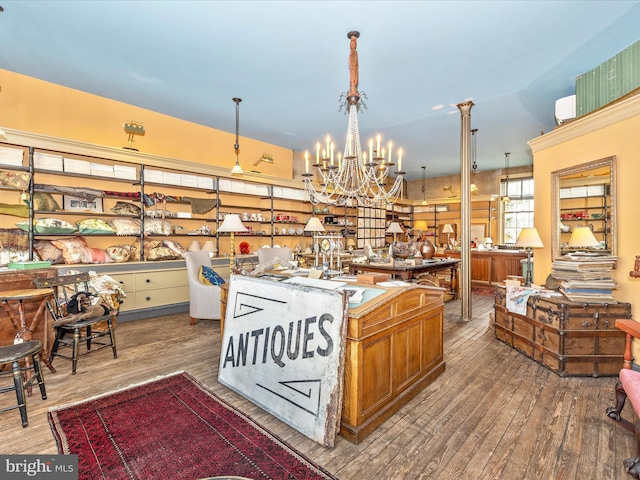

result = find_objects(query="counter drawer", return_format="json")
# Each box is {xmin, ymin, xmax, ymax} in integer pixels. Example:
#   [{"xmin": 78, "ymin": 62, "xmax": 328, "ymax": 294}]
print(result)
[
  {"xmin": 106, "ymin": 272, "xmax": 135, "ymax": 294},
  {"xmin": 134, "ymin": 285, "xmax": 189, "ymax": 308},
  {"xmin": 134, "ymin": 269, "xmax": 188, "ymax": 290}
]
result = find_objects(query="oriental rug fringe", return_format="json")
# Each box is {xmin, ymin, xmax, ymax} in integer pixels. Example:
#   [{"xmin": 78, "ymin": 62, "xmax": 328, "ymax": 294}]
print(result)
[{"xmin": 48, "ymin": 371, "xmax": 338, "ymax": 480}]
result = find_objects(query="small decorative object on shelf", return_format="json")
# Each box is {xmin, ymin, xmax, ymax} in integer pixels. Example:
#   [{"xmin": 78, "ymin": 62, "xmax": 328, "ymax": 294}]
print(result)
[{"xmin": 631, "ymin": 255, "xmax": 640, "ymax": 278}]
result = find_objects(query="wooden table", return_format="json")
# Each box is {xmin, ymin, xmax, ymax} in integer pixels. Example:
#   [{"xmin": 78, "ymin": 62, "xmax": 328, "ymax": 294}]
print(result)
[{"xmin": 345, "ymin": 259, "xmax": 460, "ymax": 298}]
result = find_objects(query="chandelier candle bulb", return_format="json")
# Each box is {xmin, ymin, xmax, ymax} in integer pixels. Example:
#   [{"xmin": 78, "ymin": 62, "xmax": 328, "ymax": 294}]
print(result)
[
  {"xmin": 305, "ymin": 151, "xmax": 309, "ymax": 173},
  {"xmin": 388, "ymin": 142, "xmax": 392, "ymax": 163},
  {"xmin": 330, "ymin": 143, "xmax": 334, "ymax": 165},
  {"xmin": 316, "ymin": 143, "xmax": 320, "ymax": 164},
  {"xmin": 326, "ymin": 136, "xmax": 330, "ymax": 157},
  {"xmin": 398, "ymin": 148, "xmax": 403, "ymax": 172},
  {"xmin": 369, "ymin": 139, "xmax": 373, "ymax": 160},
  {"xmin": 377, "ymin": 134, "xmax": 381, "ymax": 156}
]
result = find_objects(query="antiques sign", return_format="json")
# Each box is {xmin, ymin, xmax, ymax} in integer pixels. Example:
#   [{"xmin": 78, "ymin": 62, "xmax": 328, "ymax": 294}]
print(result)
[{"xmin": 218, "ymin": 275, "xmax": 348, "ymax": 447}]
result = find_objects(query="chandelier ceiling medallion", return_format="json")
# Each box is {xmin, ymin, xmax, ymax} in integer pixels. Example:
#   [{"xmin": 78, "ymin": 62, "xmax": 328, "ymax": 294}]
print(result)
[{"xmin": 303, "ymin": 31, "xmax": 405, "ymax": 207}]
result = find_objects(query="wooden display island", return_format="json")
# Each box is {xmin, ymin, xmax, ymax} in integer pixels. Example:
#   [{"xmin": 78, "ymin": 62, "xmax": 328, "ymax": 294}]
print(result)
[
  {"xmin": 436, "ymin": 249, "xmax": 526, "ymax": 285},
  {"xmin": 220, "ymin": 279, "xmax": 445, "ymax": 444}
]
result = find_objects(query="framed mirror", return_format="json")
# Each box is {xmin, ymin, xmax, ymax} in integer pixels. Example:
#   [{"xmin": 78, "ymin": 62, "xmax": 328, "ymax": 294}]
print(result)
[{"xmin": 551, "ymin": 156, "xmax": 616, "ymax": 260}]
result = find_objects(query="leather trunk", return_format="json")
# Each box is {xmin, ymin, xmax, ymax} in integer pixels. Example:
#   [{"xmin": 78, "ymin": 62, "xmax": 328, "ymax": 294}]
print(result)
[{"xmin": 493, "ymin": 286, "xmax": 631, "ymax": 377}]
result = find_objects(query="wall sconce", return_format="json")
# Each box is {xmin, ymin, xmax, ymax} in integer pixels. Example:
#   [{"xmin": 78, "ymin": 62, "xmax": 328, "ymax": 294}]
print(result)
[
  {"xmin": 251, "ymin": 153, "xmax": 274, "ymax": 173},
  {"xmin": 123, "ymin": 121, "xmax": 145, "ymax": 150}
]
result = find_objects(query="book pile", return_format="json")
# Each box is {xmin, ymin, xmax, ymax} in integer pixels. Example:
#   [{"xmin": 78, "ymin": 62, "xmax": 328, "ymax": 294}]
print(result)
[{"xmin": 552, "ymin": 252, "xmax": 617, "ymax": 302}]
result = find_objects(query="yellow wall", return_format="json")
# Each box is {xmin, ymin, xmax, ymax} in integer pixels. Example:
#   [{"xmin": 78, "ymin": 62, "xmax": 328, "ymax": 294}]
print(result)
[
  {"xmin": 531, "ymin": 94, "xmax": 640, "ymax": 318},
  {"xmin": 0, "ymin": 69, "xmax": 293, "ymax": 177}
]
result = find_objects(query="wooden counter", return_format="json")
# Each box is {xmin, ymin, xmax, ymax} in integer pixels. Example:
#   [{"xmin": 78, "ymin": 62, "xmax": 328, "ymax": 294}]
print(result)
[
  {"xmin": 436, "ymin": 249, "xmax": 526, "ymax": 285},
  {"xmin": 220, "ymin": 279, "xmax": 445, "ymax": 444}
]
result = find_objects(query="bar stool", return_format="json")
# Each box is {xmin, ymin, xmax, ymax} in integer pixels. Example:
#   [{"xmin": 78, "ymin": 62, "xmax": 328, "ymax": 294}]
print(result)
[
  {"xmin": 0, "ymin": 288, "xmax": 55, "ymax": 373},
  {"xmin": 0, "ymin": 340, "xmax": 47, "ymax": 427}
]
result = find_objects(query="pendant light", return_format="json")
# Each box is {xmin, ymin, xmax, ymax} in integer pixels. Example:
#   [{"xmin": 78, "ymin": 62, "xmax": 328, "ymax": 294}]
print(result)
[
  {"xmin": 230, "ymin": 97, "xmax": 244, "ymax": 175},
  {"xmin": 470, "ymin": 129, "xmax": 478, "ymax": 193},
  {"xmin": 421, "ymin": 165, "xmax": 427, "ymax": 205},
  {"xmin": 501, "ymin": 152, "xmax": 511, "ymax": 203}
]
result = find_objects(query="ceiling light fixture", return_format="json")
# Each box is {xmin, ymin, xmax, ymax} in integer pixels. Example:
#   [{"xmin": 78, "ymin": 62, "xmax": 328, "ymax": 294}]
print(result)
[
  {"xmin": 470, "ymin": 128, "xmax": 478, "ymax": 193},
  {"xmin": 303, "ymin": 31, "xmax": 404, "ymax": 207},
  {"xmin": 421, "ymin": 165, "xmax": 427, "ymax": 205},
  {"xmin": 230, "ymin": 97, "xmax": 244, "ymax": 175},
  {"xmin": 501, "ymin": 152, "xmax": 511, "ymax": 203}
]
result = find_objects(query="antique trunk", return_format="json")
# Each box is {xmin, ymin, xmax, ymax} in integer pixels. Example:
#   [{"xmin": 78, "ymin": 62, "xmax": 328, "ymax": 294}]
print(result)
[{"xmin": 493, "ymin": 286, "xmax": 632, "ymax": 377}]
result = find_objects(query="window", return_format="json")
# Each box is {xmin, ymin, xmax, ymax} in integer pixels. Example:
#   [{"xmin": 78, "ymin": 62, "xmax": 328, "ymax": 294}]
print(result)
[{"xmin": 502, "ymin": 177, "xmax": 534, "ymax": 244}]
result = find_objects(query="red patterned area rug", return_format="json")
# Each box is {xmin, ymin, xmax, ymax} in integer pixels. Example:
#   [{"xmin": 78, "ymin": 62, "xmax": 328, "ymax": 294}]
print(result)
[{"xmin": 49, "ymin": 372, "xmax": 338, "ymax": 480}]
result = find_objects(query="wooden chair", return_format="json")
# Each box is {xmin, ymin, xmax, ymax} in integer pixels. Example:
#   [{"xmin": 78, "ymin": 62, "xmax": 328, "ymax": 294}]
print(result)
[
  {"xmin": 607, "ymin": 319, "xmax": 640, "ymax": 479},
  {"xmin": 33, "ymin": 273, "xmax": 117, "ymax": 375},
  {"xmin": 0, "ymin": 340, "xmax": 47, "ymax": 427}
]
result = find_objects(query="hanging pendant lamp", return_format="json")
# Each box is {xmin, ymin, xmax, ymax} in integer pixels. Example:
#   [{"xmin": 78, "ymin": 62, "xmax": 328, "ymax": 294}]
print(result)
[
  {"xmin": 230, "ymin": 97, "xmax": 244, "ymax": 175},
  {"xmin": 421, "ymin": 165, "xmax": 427, "ymax": 205},
  {"xmin": 470, "ymin": 129, "xmax": 479, "ymax": 193},
  {"xmin": 501, "ymin": 152, "xmax": 511, "ymax": 203}
]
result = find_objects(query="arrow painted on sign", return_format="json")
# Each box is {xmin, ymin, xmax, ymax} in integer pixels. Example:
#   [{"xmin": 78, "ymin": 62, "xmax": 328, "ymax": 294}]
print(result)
[
  {"xmin": 256, "ymin": 379, "xmax": 322, "ymax": 416},
  {"xmin": 232, "ymin": 291, "xmax": 287, "ymax": 318}
]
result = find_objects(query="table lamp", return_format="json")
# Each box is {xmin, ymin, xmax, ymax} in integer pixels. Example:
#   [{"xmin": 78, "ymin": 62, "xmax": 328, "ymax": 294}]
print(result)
[
  {"xmin": 217, "ymin": 214, "xmax": 248, "ymax": 273},
  {"xmin": 568, "ymin": 226, "xmax": 600, "ymax": 250},
  {"xmin": 442, "ymin": 224, "xmax": 454, "ymax": 250},
  {"xmin": 304, "ymin": 217, "xmax": 325, "ymax": 267},
  {"xmin": 386, "ymin": 222, "xmax": 404, "ymax": 243},
  {"xmin": 515, "ymin": 227, "xmax": 544, "ymax": 286},
  {"xmin": 484, "ymin": 237, "xmax": 493, "ymax": 250}
]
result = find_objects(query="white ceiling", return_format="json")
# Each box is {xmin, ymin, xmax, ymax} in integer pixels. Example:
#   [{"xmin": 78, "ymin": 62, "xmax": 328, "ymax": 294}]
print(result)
[{"xmin": 1, "ymin": 1, "xmax": 639, "ymax": 180}]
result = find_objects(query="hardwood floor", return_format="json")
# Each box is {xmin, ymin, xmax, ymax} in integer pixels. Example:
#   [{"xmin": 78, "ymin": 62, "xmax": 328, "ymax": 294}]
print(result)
[{"xmin": 1, "ymin": 294, "xmax": 635, "ymax": 479}]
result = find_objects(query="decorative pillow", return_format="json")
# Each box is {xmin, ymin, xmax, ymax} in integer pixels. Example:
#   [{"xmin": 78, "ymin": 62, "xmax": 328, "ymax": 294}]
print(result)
[
  {"xmin": 138, "ymin": 239, "xmax": 160, "ymax": 257},
  {"xmin": 33, "ymin": 218, "xmax": 77, "ymax": 234},
  {"xmin": 162, "ymin": 239, "xmax": 186, "ymax": 258},
  {"xmin": 110, "ymin": 201, "xmax": 141, "ymax": 216},
  {"xmin": 110, "ymin": 218, "xmax": 141, "ymax": 236},
  {"xmin": 106, "ymin": 244, "xmax": 137, "ymax": 263},
  {"xmin": 15, "ymin": 221, "xmax": 31, "ymax": 232},
  {"xmin": 33, "ymin": 240, "xmax": 64, "ymax": 264},
  {"xmin": 199, "ymin": 265, "xmax": 225, "ymax": 285},
  {"xmin": 147, "ymin": 246, "xmax": 181, "ymax": 261},
  {"xmin": 144, "ymin": 218, "xmax": 172, "ymax": 235},
  {"xmin": 0, "ymin": 170, "xmax": 31, "ymax": 190},
  {"xmin": 32, "ymin": 192, "xmax": 61, "ymax": 211},
  {"xmin": 76, "ymin": 247, "xmax": 112, "ymax": 264},
  {"xmin": 1, "ymin": 203, "xmax": 29, "ymax": 217},
  {"xmin": 50, "ymin": 237, "xmax": 88, "ymax": 264},
  {"xmin": 76, "ymin": 218, "xmax": 116, "ymax": 234}
]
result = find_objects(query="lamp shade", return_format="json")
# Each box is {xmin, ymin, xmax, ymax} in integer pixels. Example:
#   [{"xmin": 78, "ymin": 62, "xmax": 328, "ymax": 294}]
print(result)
[
  {"xmin": 187, "ymin": 240, "xmax": 201, "ymax": 252},
  {"xmin": 304, "ymin": 217, "xmax": 325, "ymax": 232},
  {"xmin": 515, "ymin": 227, "xmax": 544, "ymax": 248},
  {"xmin": 442, "ymin": 224, "xmax": 454, "ymax": 234},
  {"xmin": 484, "ymin": 237, "xmax": 493, "ymax": 245},
  {"xmin": 201, "ymin": 240, "xmax": 217, "ymax": 252},
  {"xmin": 217, "ymin": 214, "xmax": 248, "ymax": 233},
  {"xmin": 568, "ymin": 226, "xmax": 600, "ymax": 248},
  {"xmin": 386, "ymin": 222, "xmax": 404, "ymax": 234}
]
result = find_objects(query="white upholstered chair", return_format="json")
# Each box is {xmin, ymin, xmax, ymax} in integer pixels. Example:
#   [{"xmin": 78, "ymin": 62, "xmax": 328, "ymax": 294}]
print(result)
[
  {"xmin": 185, "ymin": 251, "xmax": 222, "ymax": 325},
  {"xmin": 257, "ymin": 246, "xmax": 293, "ymax": 266}
]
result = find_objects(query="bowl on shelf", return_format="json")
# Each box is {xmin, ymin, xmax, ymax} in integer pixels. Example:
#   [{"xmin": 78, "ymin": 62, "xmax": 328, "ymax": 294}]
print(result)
[{"xmin": 590, "ymin": 213, "xmax": 603, "ymax": 219}]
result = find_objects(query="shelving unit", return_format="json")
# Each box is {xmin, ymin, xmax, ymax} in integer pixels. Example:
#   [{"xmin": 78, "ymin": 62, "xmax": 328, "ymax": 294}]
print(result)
[
  {"xmin": 0, "ymin": 131, "xmax": 320, "ymax": 268},
  {"xmin": 412, "ymin": 196, "xmax": 497, "ymax": 247},
  {"xmin": 559, "ymin": 182, "xmax": 610, "ymax": 254}
]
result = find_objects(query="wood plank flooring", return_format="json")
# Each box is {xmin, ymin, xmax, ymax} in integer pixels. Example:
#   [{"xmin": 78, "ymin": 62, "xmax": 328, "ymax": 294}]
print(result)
[{"xmin": 1, "ymin": 294, "xmax": 636, "ymax": 479}]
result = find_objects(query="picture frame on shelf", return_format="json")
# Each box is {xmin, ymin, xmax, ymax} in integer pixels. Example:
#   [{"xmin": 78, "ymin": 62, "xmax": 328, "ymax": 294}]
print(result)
[{"xmin": 63, "ymin": 195, "xmax": 104, "ymax": 213}]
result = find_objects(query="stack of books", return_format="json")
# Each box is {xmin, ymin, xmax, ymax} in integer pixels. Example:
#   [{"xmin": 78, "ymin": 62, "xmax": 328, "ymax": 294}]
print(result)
[{"xmin": 552, "ymin": 252, "xmax": 617, "ymax": 302}]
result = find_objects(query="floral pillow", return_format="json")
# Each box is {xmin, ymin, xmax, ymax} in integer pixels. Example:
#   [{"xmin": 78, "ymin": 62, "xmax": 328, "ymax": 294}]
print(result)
[
  {"xmin": 110, "ymin": 218, "xmax": 141, "ymax": 236},
  {"xmin": 50, "ymin": 237, "xmax": 88, "ymax": 264},
  {"xmin": 107, "ymin": 244, "xmax": 137, "ymax": 263},
  {"xmin": 199, "ymin": 265, "xmax": 225, "ymax": 285},
  {"xmin": 162, "ymin": 239, "xmax": 186, "ymax": 258},
  {"xmin": 33, "ymin": 240, "xmax": 64, "ymax": 264},
  {"xmin": 144, "ymin": 218, "xmax": 172, "ymax": 235},
  {"xmin": 76, "ymin": 218, "xmax": 116, "ymax": 234},
  {"xmin": 76, "ymin": 247, "xmax": 112, "ymax": 264},
  {"xmin": 147, "ymin": 246, "xmax": 181, "ymax": 261}
]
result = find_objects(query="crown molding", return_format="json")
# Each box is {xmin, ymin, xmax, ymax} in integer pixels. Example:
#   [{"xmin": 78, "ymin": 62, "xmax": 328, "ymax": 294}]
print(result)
[{"xmin": 529, "ymin": 92, "xmax": 640, "ymax": 153}]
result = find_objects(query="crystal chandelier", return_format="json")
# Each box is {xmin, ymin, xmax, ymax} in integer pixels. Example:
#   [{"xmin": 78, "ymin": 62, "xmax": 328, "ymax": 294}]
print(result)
[{"xmin": 303, "ymin": 31, "xmax": 405, "ymax": 207}]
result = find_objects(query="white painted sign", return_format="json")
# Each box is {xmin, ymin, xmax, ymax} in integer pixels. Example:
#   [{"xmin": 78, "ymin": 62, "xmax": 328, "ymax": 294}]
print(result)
[{"xmin": 218, "ymin": 275, "xmax": 348, "ymax": 447}]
